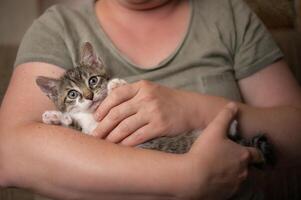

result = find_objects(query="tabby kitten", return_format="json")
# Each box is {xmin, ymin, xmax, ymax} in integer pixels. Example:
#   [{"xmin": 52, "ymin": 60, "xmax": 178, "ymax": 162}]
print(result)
[
  {"xmin": 36, "ymin": 42, "xmax": 126, "ymax": 134},
  {"xmin": 36, "ymin": 42, "xmax": 274, "ymax": 167}
]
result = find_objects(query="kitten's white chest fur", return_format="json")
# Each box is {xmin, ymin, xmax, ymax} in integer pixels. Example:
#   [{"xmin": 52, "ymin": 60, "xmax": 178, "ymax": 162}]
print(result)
[{"xmin": 71, "ymin": 112, "xmax": 98, "ymax": 134}]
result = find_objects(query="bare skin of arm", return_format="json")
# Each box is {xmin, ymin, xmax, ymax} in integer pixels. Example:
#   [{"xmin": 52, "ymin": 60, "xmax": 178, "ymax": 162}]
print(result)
[
  {"xmin": 0, "ymin": 62, "xmax": 259, "ymax": 200},
  {"xmin": 95, "ymin": 60, "xmax": 301, "ymax": 165}
]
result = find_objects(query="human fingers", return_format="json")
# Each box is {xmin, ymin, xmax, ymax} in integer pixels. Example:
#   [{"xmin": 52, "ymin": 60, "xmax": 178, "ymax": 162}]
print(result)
[
  {"xmin": 105, "ymin": 113, "xmax": 148, "ymax": 143},
  {"xmin": 204, "ymin": 102, "xmax": 238, "ymax": 138},
  {"xmin": 92, "ymin": 101, "xmax": 137, "ymax": 138},
  {"xmin": 94, "ymin": 84, "xmax": 138, "ymax": 121},
  {"xmin": 246, "ymin": 147, "xmax": 265, "ymax": 164},
  {"xmin": 120, "ymin": 124, "xmax": 160, "ymax": 146}
]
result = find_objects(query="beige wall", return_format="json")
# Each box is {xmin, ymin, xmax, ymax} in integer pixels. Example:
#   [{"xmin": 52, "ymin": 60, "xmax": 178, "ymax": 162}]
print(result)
[
  {"xmin": 0, "ymin": 0, "xmax": 82, "ymax": 103},
  {"xmin": 0, "ymin": 0, "xmax": 86, "ymax": 46},
  {"xmin": 0, "ymin": 0, "xmax": 38, "ymax": 46}
]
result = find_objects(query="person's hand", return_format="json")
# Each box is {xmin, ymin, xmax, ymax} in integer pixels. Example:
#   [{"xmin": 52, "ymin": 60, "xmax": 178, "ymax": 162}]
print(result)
[
  {"xmin": 182, "ymin": 103, "xmax": 263, "ymax": 200},
  {"xmin": 92, "ymin": 80, "xmax": 195, "ymax": 145}
]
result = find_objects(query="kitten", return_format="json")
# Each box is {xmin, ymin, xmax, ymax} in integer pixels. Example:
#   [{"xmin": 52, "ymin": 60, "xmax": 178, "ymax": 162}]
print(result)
[
  {"xmin": 36, "ymin": 42, "xmax": 275, "ymax": 168},
  {"xmin": 36, "ymin": 42, "xmax": 126, "ymax": 134}
]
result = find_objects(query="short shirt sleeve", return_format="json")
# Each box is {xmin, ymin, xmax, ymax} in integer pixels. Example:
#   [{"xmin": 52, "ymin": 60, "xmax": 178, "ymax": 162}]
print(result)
[
  {"xmin": 14, "ymin": 6, "xmax": 73, "ymax": 69},
  {"xmin": 231, "ymin": 0, "xmax": 283, "ymax": 80}
]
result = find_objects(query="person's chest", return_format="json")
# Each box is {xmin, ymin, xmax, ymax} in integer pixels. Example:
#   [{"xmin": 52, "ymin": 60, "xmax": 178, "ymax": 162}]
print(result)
[
  {"xmin": 96, "ymin": 0, "xmax": 191, "ymax": 68},
  {"xmin": 65, "ymin": 0, "xmax": 242, "ymax": 102}
]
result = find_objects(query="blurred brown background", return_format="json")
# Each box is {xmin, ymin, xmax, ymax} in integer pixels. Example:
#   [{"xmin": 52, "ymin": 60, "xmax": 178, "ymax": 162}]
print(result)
[
  {"xmin": 0, "ymin": 0, "xmax": 83, "ymax": 104},
  {"xmin": 0, "ymin": 0, "xmax": 301, "ymax": 200}
]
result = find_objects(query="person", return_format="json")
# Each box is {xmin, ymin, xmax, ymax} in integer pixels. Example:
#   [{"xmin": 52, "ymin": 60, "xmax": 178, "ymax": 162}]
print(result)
[{"xmin": 0, "ymin": 0, "xmax": 300, "ymax": 199}]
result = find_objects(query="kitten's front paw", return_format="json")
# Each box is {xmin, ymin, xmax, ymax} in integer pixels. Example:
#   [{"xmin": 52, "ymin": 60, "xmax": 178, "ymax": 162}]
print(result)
[
  {"xmin": 61, "ymin": 114, "xmax": 73, "ymax": 126},
  {"xmin": 42, "ymin": 111, "xmax": 63, "ymax": 125},
  {"xmin": 107, "ymin": 78, "xmax": 127, "ymax": 94}
]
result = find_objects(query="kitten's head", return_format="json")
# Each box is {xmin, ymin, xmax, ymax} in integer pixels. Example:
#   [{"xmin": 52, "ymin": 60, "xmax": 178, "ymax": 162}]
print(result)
[{"xmin": 36, "ymin": 42, "xmax": 110, "ymax": 113}]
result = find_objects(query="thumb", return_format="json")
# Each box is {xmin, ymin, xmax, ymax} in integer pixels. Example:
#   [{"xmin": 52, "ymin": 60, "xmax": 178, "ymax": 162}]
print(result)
[
  {"xmin": 204, "ymin": 102, "xmax": 238, "ymax": 138},
  {"xmin": 246, "ymin": 147, "xmax": 265, "ymax": 164}
]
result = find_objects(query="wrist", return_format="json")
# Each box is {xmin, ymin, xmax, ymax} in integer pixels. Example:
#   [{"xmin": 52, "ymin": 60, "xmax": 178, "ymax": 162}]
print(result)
[
  {"xmin": 177, "ymin": 91, "xmax": 205, "ymax": 130},
  {"xmin": 182, "ymin": 92, "xmax": 209, "ymax": 130},
  {"xmin": 189, "ymin": 93, "xmax": 230, "ymax": 129}
]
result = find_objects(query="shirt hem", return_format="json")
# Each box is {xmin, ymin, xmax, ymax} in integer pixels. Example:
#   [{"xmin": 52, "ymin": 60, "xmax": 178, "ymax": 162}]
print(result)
[
  {"xmin": 235, "ymin": 50, "xmax": 284, "ymax": 80},
  {"xmin": 14, "ymin": 56, "xmax": 72, "ymax": 70}
]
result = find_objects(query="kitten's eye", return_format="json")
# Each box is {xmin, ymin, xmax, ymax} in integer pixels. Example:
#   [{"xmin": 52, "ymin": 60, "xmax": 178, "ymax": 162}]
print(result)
[
  {"xmin": 89, "ymin": 76, "xmax": 99, "ymax": 87},
  {"xmin": 67, "ymin": 90, "xmax": 79, "ymax": 99}
]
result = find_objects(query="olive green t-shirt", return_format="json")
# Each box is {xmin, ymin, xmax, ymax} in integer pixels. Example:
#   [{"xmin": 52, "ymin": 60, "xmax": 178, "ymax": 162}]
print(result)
[
  {"xmin": 15, "ymin": 0, "xmax": 282, "ymax": 102},
  {"xmin": 15, "ymin": 0, "xmax": 282, "ymax": 199}
]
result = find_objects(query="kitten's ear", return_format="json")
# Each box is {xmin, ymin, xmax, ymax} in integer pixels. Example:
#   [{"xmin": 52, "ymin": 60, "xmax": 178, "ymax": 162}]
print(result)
[
  {"xmin": 80, "ymin": 42, "xmax": 104, "ymax": 68},
  {"xmin": 36, "ymin": 76, "xmax": 59, "ymax": 102}
]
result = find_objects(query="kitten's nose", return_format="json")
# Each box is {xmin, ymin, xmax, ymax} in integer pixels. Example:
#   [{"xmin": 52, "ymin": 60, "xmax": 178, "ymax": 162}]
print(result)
[{"xmin": 84, "ymin": 92, "xmax": 94, "ymax": 100}]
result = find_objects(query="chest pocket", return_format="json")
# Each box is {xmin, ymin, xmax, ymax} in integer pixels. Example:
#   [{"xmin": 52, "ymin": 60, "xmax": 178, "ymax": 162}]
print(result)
[{"xmin": 200, "ymin": 72, "xmax": 243, "ymax": 102}]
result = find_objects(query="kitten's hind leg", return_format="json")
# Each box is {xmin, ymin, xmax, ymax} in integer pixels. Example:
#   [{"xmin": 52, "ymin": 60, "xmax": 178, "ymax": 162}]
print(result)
[
  {"xmin": 237, "ymin": 134, "xmax": 276, "ymax": 169},
  {"xmin": 249, "ymin": 134, "xmax": 276, "ymax": 169},
  {"xmin": 227, "ymin": 120, "xmax": 276, "ymax": 169}
]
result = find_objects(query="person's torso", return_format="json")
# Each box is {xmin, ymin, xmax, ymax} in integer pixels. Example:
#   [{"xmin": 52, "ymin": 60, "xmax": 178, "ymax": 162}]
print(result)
[{"xmin": 50, "ymin": 0, "xmax": 243, "ymax": 102}]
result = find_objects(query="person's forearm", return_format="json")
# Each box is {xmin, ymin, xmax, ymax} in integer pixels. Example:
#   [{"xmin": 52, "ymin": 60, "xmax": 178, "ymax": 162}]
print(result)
[
  {"xmin": 187, "ymin": 92, "xmax": 301, "ymax": 164},
  {"xmin": 0, "ymin": 122, "xmax": 188, "ymax": 200}
]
